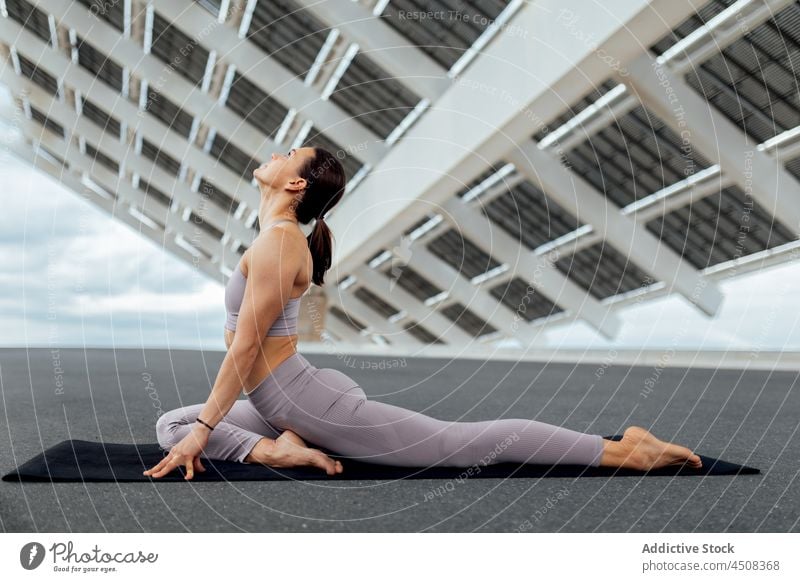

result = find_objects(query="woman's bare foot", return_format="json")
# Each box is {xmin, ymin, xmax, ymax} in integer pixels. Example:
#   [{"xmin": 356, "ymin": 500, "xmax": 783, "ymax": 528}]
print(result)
[
  {"xmin": 599, "ymin": 426, "xmax": 703, "ymax": 471},
  {"xmin": 245, "ymin": 430, "xmax": 344, "ymax": 476}
]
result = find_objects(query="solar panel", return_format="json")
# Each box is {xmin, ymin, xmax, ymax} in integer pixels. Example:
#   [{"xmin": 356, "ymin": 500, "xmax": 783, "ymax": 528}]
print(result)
[
  {"xmin": 209, "ymin": 133, "xmax": 261, "ymax": 179},
  {"xmin": 379, "ymin": 263, "xmax": 443, "ymax": 302},
  {"xmin": 353, "ymin": 286, "xmax": 402, "ymax": 318},
  {"xmin": 440, "ymin": 301, "xmax": 497, "ymax": 337},
  {"xmin": 142, "ymin": 90, "xmax": 194, "ymax": 139},
  {"xmin": 81, "ymin": 99, "xmax": 121, "ymax": 138},
  {"xmin": 488, "ymin": 276, "xmax": 564, "ymax": 321},
  {"xmin": 226, "ymin": 71, "xmax": 289, "ymax": 138},
  {"xmin": 85, "ymin": 142, "xmax": 119, "ymax": 173},
  {"xmin": 329, "ymin": 305, "xmax": 367, "ymax": 332},
  {"xmin": 141, "ymin": 138, "xmax": 182, "ymax": 176},
  {"xmin": 29, "ymin": 105, "xmax": 64, "ymax": 138},
  {"xmin": 198, "ymin": 178, "xmax": 239, "ymax": 215},
  {"xmin": 17, "ymin": 53, "xmax": 59, "ymax": 96},
  {"xmin": 402, "ymin": 214, "xmax": 436, "ymax": 236},
  {"xmin": 403, "ymin": 321, "xmax": 444, "ymax": 344},
  {"xmin": 76, "ymin": 36, "xmax": 124, "ymax": 92},
  {"xmin": 784, "ymin": 154, "xmax": 800, "ymax": 181},
  {"xmin": 650, "ymin": 0, "xmax": 734, "ymax": 56},
  {"xmin": 554, "ymin": 241, "xmax": 656, "ymax": 300},
  {"xmin": 532, "ymin": 79, "xmax": 619, "ymax": 142},
  {"xmin": 187, "ymin": 211, "xmax": 224, "ymax": 240},
  {"xmin": 328, "ymin": 51, "xmax": 422, "ymax": 140},
  {"xmin": 562, "ymin": 106, "xmax": 713, "ymax": 207},
  {"xmin": 482, "ymin": 178, "xmax": 583, "ymax": 250},
  {"xmin": 652, "ymin": 0, "xmax": 800, "ymax": 143},
  {"xmin": 76, "ymin": 0, "xmax": 126, "ymax": 32},
  {"xmin": 427, "ymin": 227, "xmax": 503, "ymax": 280},
  {"xmin": 454, "ymin": 163, "xmax": 509, "ymax": 199},
  {"xmin": 150, "ymin": 11, "xmax": 210, "ymax": 86},
  {"xmin": 246, "ymin": 0, "xmax": 329, "ymax": 81},
  {"xmin": 138, "ymin": 178, "xmax": 173, "ymax": 208},
  {"xmin": 380, "ymin": 0, "xmax": 511, "ymax": 70},
  {"xmin": 6, "ymin": 0, "xmax": 52, "ymax": 45},
  {"xmin": 645, "ymin": 185, "xmax": 797, "ymax": 270}
]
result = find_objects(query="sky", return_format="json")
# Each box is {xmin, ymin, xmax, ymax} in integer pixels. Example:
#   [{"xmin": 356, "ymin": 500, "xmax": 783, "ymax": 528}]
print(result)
[{"xmin": 1, "ymin": 112, "xmax": 799, "ymax": 352}]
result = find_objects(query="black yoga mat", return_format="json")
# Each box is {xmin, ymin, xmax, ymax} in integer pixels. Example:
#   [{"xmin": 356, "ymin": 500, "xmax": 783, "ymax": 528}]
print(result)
[{"xmin": 2, "ymin": 436, "xmax": 759, "ymax": 482}]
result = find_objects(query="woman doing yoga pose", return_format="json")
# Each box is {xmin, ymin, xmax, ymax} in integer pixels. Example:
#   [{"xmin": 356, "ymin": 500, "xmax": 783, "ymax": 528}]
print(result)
[{"xmin": 143, "ymin": 147, "xmax": 702, "ymax": 480}]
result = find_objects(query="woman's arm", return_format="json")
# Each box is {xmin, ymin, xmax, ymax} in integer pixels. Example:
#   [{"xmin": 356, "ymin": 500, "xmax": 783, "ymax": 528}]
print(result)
[{"xmin": 195, "ymin": 227, "xmax": 304, "ymax": 431}]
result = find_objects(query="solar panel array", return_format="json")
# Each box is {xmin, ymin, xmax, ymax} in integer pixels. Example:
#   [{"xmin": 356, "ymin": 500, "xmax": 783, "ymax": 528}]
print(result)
[{"xmin": 4, "ymin": 0, "xmax": 799, "ymax": 348}]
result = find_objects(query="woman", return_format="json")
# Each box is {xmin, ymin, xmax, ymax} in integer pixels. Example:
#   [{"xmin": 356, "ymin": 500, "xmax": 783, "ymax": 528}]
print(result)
[{"xmin": 144, "ymin": 146, "xmax": 703, "ymax": 481}]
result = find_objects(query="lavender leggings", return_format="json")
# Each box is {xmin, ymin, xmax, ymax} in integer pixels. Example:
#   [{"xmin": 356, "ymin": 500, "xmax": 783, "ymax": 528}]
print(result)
[{"xmin": 156, "ymin": 353, "xmax": 606, "ymax": 467}]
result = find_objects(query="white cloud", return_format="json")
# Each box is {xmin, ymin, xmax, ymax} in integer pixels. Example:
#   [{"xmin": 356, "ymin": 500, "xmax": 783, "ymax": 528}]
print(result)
[{"xmin": 1, "ymin": 156, "xmax": 226, "ymax": 349}]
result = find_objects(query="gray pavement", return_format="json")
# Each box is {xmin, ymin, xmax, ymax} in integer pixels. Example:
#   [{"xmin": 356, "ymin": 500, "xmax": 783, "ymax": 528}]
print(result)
[{"xmin": 0, "ymin": 347, "xmax": 796, "ymax": 532}]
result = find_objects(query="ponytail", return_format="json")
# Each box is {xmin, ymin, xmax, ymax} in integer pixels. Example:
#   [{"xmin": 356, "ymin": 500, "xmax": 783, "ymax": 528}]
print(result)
[
  {"xmin": 307, "ymin": 215, "xmax": 333, "ymax": 286},
  {"xmin": 295, "ymin": 147, "xmax": 346, "ymax": 286}
]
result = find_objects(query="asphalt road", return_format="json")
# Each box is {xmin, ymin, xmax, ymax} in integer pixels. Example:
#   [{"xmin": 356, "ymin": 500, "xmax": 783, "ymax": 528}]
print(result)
[{"xmin": 1, "ymin": 347, "xmax": 796, "ymax": 532}]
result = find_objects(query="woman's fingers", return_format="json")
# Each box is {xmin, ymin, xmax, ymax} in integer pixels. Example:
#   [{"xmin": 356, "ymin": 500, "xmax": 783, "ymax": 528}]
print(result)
[
  {"xmin": 184, "ymin": 458, "xmax": 194, "ymax": 480},
  {"xmin": 150, "ymin": 457, "xmax": 178, "ymax": 479},
  {"xmin": 143, "ymin": 454, "xmax": 204, "ymax": 480},
  {"xmin": 143, "ymin": 457, "xmax": 167, "ymax": 477}
]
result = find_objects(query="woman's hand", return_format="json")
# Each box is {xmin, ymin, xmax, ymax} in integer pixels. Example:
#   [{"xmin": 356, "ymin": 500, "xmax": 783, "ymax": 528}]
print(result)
[{"xmin": 143, "ymin": 425, "xmax": 209, "ymax": 480}]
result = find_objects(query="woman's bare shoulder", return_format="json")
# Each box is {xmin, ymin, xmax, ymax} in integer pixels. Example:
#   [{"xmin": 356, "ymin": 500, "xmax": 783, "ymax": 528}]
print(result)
[{"xmin": 244, "ymin": 224, "xmax": 306, "ymax": 271}]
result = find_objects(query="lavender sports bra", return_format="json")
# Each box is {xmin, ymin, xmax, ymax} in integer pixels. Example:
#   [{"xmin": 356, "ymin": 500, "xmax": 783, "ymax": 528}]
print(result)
[{"xmin": 224, "ymin": 221, "xmax": 303, "ymax": 336}]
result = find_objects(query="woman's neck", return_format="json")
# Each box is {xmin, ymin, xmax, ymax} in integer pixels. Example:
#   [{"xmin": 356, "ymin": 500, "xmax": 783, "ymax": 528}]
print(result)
[{"xmin": 257, "ymin": 201, "xmax": 298, "ymax": 230}]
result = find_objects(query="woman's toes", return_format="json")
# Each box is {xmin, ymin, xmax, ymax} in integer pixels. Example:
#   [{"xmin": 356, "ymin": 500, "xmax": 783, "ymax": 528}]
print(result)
[
  {"xmin": 663, "ymin": 444, "xmax": 702, "ymax": 468},
  {"xmin": 677, "ymin": 446, "xmax": 699, "ymax": 465},
  {"xmin": 310, "ymin": 450, "xmax": 336, "ymax": 475}
]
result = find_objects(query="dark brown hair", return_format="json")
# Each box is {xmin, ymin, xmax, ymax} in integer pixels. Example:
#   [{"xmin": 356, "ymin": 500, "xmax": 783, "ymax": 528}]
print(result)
[{"xmin": 293, "ymin": 147, "xmax": 346, "ymax": 286}]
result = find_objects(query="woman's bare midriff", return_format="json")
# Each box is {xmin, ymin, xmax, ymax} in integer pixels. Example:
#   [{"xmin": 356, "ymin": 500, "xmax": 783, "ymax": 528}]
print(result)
[{"xmin": 224, "ymin": 328, "xmax": 300, "ymax": 394}]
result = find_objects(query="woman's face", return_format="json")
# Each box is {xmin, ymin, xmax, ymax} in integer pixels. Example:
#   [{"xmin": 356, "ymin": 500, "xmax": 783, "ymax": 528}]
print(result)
[{"xmin": 253, "ymin": 147, "xmax": 316, "ymax": 192}]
